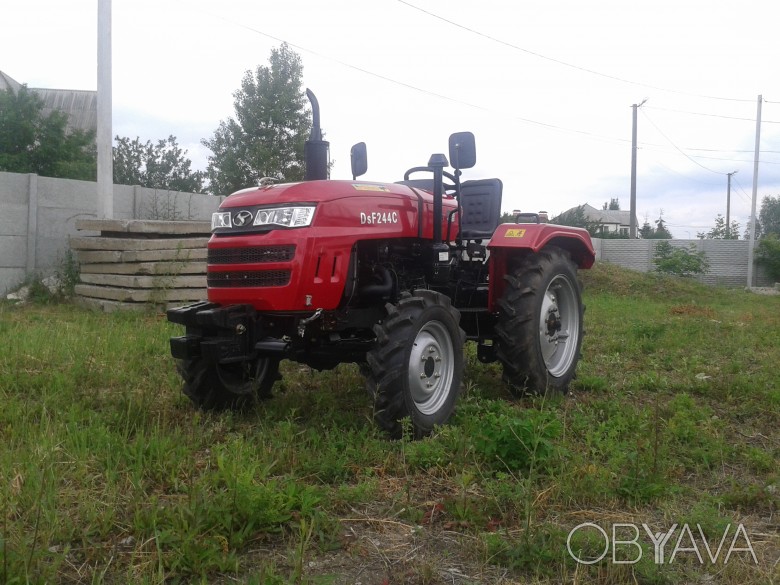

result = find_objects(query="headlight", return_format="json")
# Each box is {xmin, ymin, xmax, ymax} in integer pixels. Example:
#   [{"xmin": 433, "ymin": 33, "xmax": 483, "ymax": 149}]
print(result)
[
  {"xmin": 253, "ymin": 206, "xmax": 316, "ymax": 228},
  {"xmin": 212, "ymin": 211, "xmax": 232, "ymax": 230}
]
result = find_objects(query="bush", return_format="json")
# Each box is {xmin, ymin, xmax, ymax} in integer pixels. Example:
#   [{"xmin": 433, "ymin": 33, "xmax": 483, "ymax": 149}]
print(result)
[
  {"xmin": 755, "ymin": 234, "xmax": 780, "ymax": 282},
  {"xmin": 653, "ymin": 241, "xmax": 709, "ymax": 277},
  {"xmin": 471, "ymin": 405, "xmax": 562, "ymax": 472}
]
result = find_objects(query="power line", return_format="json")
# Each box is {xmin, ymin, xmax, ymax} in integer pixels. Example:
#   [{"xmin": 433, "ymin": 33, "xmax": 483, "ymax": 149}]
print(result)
[
  {"xmin": 683, "ymin": 147, "xmax": 780, "ymax": 154},
  {"xmin": 733, "ymin": 177, "xmax": 756, "ymax": 204},
  {"xmin": 644, "ymin": 105, "xmax": 780, "ymax": 124},
  {"xmin": 206, "ymin": 12, "xmax": 635, "ymax": 146},
  {"xmin": 639, "ymin": 145, "xmax": 780, "ymax": 165},
  {"xmin": 640, "ymin": 110, "xmax": 727, "ymax": 175},
  {"xmin": 201, "ymin": 7, "xmax": 780, "ymax": 182},
  {"xmin": 396, "ymin": 0, "xmax": 757, "ymax": 103},
  {"xmin": 645, "ymin": 160, "xmax": 722, "ymax": 187}
]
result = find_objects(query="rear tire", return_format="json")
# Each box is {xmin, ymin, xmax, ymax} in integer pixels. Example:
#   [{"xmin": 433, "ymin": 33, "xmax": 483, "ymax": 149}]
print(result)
[
  {"xmin": 366, "ymin": 290, "xmax": 465, "ymax": 439},
  {"xmin": 176, "ymin": 357, "xmax": 280, "ymax": 410},
  {"xmin": 495, "ymin": 246, "xmax": 584, "ymax": 396}
]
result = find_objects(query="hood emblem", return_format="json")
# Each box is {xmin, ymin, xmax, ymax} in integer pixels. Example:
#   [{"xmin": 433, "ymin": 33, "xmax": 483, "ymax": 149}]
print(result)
[{"xmin": 233, "ymin": 210, "xmax": 254, "ymax": 227}]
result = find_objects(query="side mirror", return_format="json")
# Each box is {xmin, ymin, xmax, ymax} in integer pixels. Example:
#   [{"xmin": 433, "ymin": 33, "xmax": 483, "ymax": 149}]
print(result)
[
  {"xmin": 448, "ymin": 132, "xmax": 476, "ymax": 170},
  {"xmin": 350, "ymin": 142, "xmax": 367, "ymax": 179}
]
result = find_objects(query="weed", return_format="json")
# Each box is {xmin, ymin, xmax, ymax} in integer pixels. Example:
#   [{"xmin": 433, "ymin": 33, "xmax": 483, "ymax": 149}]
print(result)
[
  {"xmin": 57, "ymin": 247, "xmax": 81, "ymax": 296},
  {"xmin": 468, "ymin": 401, "xmax": 562, "ymax": 473},
  {"xmin": 0, "ymin": 264, "xmax": 778, "ymax": 583}
]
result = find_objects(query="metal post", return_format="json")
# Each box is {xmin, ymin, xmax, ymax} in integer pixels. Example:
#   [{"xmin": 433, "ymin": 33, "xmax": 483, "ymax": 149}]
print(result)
[
  {"xmin": 630, "ymin": 100, "xmax": 646, "ymax": 239},
  {"xmin": 726, "ymin": 171, "xmax": 737, "ymax": 237},
  {"xmin": 97, "ymin": 0, "xmax": 113, "ymax": 219},
  {"xmin": 630, "ymin": 105, "xmax": 638, "ymax": 239},
  {"xmin": 747, "ymin": 95, "xmax": 762, "ymax": 288}
]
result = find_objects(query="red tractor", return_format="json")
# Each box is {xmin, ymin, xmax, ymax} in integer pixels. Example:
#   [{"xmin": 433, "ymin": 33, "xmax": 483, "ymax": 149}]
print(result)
[{"xmin": 167, "ymin": 91, "xmax": 595, "ymax": 438}]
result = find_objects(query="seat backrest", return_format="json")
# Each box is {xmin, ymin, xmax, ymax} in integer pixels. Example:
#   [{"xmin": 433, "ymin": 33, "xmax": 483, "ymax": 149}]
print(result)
[{"xmin": 458, "ymin": 178, "xmax": 503, "ymax": 240}]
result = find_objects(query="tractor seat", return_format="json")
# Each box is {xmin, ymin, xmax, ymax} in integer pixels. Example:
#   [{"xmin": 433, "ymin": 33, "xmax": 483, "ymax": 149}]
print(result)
[{"xmin": 458, "ymin": 178, "xmax": 503, "ymax": 240}]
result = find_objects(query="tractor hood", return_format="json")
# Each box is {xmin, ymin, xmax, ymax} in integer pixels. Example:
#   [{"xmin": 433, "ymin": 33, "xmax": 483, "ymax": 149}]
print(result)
[
  {"xmin": 220, "ymin": 180, "xmax": 420, "ymax": 208},
  {"xmin": 211, "ymin": 179, "xmax": 457, "ymax": 239}
]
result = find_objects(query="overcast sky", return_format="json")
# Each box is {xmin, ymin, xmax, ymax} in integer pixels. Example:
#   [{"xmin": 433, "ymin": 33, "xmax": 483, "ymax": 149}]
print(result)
[{"xmin": 3, "ymin": 0, "xmax": 780, "ymax": 238}]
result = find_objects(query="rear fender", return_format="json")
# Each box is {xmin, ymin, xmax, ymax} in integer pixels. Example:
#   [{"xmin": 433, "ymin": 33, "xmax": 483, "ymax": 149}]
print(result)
[{"xmin": 486, "ymin": 223, "xmax": 595, "ymax": 312}]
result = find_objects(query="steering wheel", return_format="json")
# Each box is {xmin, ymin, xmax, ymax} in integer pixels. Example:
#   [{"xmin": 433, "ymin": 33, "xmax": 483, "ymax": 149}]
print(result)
[{"xmin": 403, "ymin": 166, "xmax": 458, "ymax": 195}]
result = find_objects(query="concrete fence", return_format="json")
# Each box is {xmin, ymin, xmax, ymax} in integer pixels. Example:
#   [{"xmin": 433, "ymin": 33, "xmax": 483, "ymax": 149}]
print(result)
[
  {"xmin": 592, "ymin": 238, "xmax": 773, "ymax": 287},
  {"xmin": 0, "ymin": 171, "xmax": 223, "ymax": 294},
  {"xmin": 1, "ymin": 169, "xmax": 774, "ymax": 294}
]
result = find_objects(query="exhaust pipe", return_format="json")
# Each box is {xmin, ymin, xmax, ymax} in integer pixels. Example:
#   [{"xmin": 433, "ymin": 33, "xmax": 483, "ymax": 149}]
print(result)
[{"xmin": 304, "ymin": 89, "xmax": 330, "ymax": 181}]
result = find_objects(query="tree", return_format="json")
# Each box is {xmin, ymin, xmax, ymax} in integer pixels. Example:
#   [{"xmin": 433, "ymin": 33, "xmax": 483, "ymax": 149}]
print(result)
[
  {"xmin": 697, "ymin": 214, "xmax": 740, "ymax": 240},
  {"xmin": 653, "ymin": 241, "xmax": 709, "ymax": 277},
  {"xmin": 602, "ymin": 197, "xmax": 620, "ymax": 210},
  {"xmin": 113, "ymin": 135, "xmax": 204, "ymax": 193},
  {"xmin": 551, "ymin": 205, "xmax": 593, "ymax": 231},
  {"xmin": 202, "ymin": 43, "xmax": 311, "ymax": 195},
  {"xmin": 647, "ymin": 212, "xmax": 672, "ymax": 239},
  {"xmin": 0, "ymin": 85, "xmax": 96, "ymax": 180},
  {"xmin": 753, "ymin": 198, "xmax": 780, "ymax": 280},
  {"xmin": 755, "ymin": 235, "xmax": 780, "ymax": 282},
  {"xmin": 744, "ymin": 216, "xmax": 760, "ymax": 240},
  {"xmin": 759, "ymin": 195, "xmax": 780, "ymax": 237},
  {"xmin": 639, "ymin": 217, "xmax": 655, "ymax": 239}
]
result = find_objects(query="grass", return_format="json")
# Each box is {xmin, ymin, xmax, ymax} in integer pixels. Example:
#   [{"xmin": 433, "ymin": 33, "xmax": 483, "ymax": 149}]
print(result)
[{"xmin": 0, "ymin": 262, "xmax": 778, "ymax": 584}]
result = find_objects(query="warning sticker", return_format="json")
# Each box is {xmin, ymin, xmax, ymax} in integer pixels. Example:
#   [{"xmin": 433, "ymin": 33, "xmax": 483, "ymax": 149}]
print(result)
[
  {"xmin": 352, "ymin": 184, "xmax": 391, "ymax": 192},
  {"xmin": 505, "ymin": 228, "xmax": 527, "ymax": 238}
]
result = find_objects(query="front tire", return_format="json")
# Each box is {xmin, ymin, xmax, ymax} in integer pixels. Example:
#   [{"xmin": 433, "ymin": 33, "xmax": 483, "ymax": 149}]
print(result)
[
  {"xmin": 176, "ymin": 356, "xmax": 280, "ymax": 410},
  {"xmin": 496, "ymin": 246, "xmax": 584, "ymax": 396},
  {"xmin": 366, "ymin": 290, "xmax": 465, "ymax": 439}
]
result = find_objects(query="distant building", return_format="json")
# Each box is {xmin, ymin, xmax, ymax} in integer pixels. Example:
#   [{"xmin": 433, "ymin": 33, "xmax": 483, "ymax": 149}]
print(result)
[
  {"xmin": 559, "ymin": 203, "xmax": 639, "ymax": 237},
  {"xmin": 0, "ymin": 70, "xmax": 97, "ymax": 134}
]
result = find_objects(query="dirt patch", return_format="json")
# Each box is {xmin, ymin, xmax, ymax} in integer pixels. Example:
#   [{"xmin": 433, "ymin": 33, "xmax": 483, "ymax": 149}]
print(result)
[{"xmin": 670, "ymin": 304, "xmax": 716, "ymax": 317}]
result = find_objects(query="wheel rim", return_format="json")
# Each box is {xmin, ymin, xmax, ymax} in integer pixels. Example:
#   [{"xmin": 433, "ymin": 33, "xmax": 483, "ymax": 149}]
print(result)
[
  {"xmin": 538, "ymin": 275, "xmax": 580, "ymax": 378},
  {"xmin": 216, "ymin": 358, "xmax": 270, "ymax": 395},
  {"xmin": 407, "ymin": 320, "xmax": 455, "ymax": 415}
]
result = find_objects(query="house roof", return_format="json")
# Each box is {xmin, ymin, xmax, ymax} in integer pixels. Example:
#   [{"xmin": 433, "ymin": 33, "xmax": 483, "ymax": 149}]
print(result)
[
  {"xmin": 580, "ymin": 203, "xmax": 638, "ymax": 227},
  {"xmin": 0, "ymin": 70, "xmax": 21, "ymax": 93},
  {"xmin": 0, "ymin": 70, "xmax": 97, "ymax": 134}
]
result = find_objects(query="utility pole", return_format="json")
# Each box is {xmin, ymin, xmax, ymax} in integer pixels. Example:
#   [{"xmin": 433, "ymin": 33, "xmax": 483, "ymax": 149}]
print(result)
[
  {"xmin": 747, "ymin": 95, "xmax": 762, "ymax": 288},
  {"xmin": 97, "ymin": 0, "xmax": 113, "ymax": 219},
  {"xmin": 726, "ymin": 170, "xmax": 737, "ymax": 237},
  {"xmin": 630, "ymin": 99, "xmax": 647, "ymax": 239}
]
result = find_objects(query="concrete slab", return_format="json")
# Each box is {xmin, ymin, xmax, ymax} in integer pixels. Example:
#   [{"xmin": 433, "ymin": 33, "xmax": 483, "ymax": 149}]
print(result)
[
  {"xmin": 0, "ymin": 236, "xmax": 27, "ymax": 268},
  {"xmin": 0, "ymin": 204, "xmax": 29, "ymax": 237},
  {"xmin": 75, "ymin": 218, "xmax": 211, "ymax": 235},
  {"xmin": 70, "ymin": 236, "xmax": 208, "ymax": 251},
  {"xmin": 75, "ymin": 248, "xmax": 208, "ymax": 263},
  {"xmin": 1, "ymin": 267, "xmax": 27, "ymax": 295},
  {"xmin": 75, "ymin": 296, "xmax": 187, "ymax": 313},
  {"xmin": 79, "ymin": 273, "xmax": 207, "ymax": 288},
  {"xmin": 80, "ymin": 261, "xmax": 206, "ymax": 275},
  {"xmin": 75, "ymin": 283, "xmax": 206, "ymax": 302},
  {"xmin": 75, "ymin": 296, "xmax": 149, "ymax": 313}
]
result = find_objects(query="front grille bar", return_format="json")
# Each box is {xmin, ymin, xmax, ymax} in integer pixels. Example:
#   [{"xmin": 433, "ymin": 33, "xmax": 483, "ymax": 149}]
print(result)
[
  {"xmin": 207, "ymin": 270, "xmax": 291, "ymax": 288},
  {"xmin": 208, "ymin": 245, "xmax": 296, "ymax": 265}
]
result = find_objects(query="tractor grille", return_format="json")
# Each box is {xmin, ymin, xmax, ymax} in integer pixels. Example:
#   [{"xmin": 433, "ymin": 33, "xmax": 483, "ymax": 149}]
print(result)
[
  {"xmin": 207, "ymin": 270, "xmax": 291, "ymax": 288},
  {"xmin": 208, "ymin": 245, "xmax": 296, "ymax": 265}
]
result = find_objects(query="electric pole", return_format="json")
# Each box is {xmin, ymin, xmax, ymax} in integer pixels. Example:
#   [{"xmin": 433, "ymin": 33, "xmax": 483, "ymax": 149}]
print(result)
[
  {"xmin": 726, "ymin": 170, "xmax": 737, "ymax": 237},
  {"xmin": 97, "ymin": 0, "xmax": 113, "ymax": 219},
  {"xmin": 630, "ymin": 99, "xmax": 647, "ymax": 239},
  {"xmin": 747, "ymin": 95, "xmax": 762, "ymax": 288}
]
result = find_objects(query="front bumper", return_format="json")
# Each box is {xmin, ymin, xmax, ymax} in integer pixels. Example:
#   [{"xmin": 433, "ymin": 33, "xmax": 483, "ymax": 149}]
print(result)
[{"xmin": 167, "ymin": 301, "xmax": 288, "ymax": 364}]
